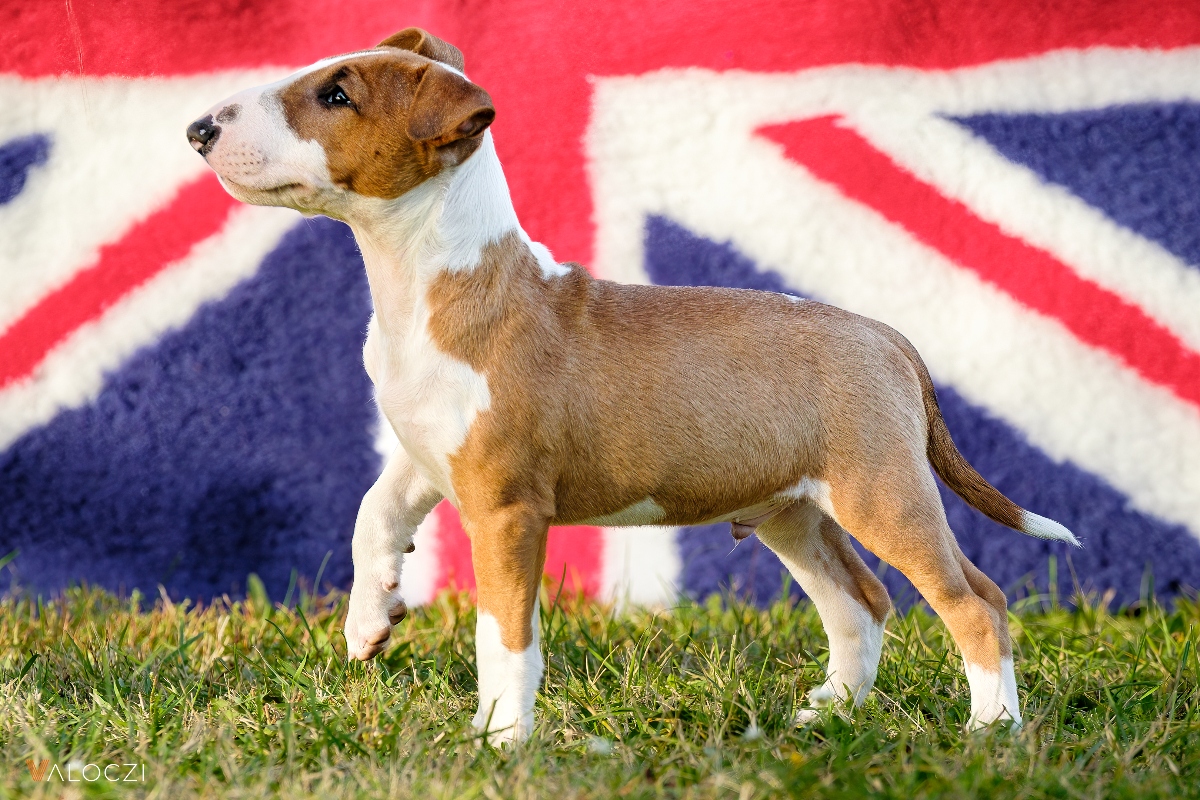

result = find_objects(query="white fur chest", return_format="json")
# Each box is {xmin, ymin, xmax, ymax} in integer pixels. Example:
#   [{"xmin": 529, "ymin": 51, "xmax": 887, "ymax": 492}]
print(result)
[{"xmin": 364, "ymin": 312, "xmax": 491, "ymax": 505}]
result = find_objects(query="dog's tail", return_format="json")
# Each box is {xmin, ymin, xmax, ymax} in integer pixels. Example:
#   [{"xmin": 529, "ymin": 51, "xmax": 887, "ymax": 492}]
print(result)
[{"xmin": 888, "ymin": 329, "xmax": 1081, "ymax": 547}]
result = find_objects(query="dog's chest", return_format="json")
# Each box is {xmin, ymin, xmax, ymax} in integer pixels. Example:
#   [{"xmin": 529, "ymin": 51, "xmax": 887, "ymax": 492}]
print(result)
[{"xmin": 364, "ymin": 315, "xmax": 490, "ymax": 503}]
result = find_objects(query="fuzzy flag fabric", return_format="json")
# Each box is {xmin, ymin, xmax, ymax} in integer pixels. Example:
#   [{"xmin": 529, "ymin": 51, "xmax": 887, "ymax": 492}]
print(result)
[{"xmin": 3, "ymin": 1, "xmax": 1200, "ymax": 609}]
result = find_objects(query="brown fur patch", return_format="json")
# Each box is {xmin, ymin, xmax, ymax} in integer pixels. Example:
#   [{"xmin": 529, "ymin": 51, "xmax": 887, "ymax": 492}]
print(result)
[
  {"xmin": 430, "ymin": 235, "xmax": 853, "ymax": 528},
  {"xmin": 468, "ymin": 504, "xmax": 548, "ymax": 651},
  {"xmin": 378, "ymin": 27, "xmax": 465, "ymax": 71},
  {"xmin": 278, "ymin": 52, "xmax": 492, "ymax": 199}
]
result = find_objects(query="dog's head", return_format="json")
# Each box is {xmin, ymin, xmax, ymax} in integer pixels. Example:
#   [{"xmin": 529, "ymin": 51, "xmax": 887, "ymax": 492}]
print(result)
[{"xmin": 187, "ymin": 28, "xmax": 494, "ymax": 216}]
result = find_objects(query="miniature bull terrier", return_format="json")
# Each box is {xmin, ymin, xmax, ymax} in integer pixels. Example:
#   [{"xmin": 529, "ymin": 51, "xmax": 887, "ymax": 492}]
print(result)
[{"xmin": 188, "ymin": 28, "xmax": 1078, "ymax": 744}]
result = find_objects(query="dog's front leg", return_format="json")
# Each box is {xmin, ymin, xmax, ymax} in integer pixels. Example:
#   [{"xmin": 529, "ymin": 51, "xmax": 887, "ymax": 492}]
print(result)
[
  {"xmin": 345, "ymin": 448, "xmax": 441, "ymax": 661},
  {"xmin": 467, "ymin": 504, "xmax": 549, "ymax": 746}
]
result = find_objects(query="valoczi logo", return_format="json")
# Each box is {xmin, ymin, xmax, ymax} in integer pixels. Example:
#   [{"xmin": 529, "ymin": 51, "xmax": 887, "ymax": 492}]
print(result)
[{"xmin": 25, "ymin": 759, "xmax": 145, "ymax": 782}]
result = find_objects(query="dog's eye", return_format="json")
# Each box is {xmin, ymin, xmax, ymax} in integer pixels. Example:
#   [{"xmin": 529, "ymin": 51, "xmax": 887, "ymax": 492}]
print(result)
[{"xmin": 321, "ymin": 86, "xmax": 353, "ymax": 107}]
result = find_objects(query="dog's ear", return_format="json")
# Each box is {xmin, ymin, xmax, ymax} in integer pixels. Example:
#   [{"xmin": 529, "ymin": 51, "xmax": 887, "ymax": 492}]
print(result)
[
  {"xmin": 378, "ymin": 27, "xmax": 465, "ymax": 72},
  {"xmin": 406, "ymin": 65, "xmax": 495, "ymax": 166}
]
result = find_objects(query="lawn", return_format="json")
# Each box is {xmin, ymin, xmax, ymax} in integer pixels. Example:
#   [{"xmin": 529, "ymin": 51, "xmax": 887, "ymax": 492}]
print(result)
[{"xmin": 0, "ymin": 576, "xmax": 1197, "ymax": 799}]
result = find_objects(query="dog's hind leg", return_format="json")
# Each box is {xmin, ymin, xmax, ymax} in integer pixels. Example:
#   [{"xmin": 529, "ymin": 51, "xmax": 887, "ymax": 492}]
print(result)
[
  {"xmin": 953, "ymin": 547, "xmax": 1021, "ymax": 727},
  {"xmin": 757, "ymin": 501, "xmax": 892, "ymax": 723},
  {"xmin": 344, "ymin": 447, "xmax": 442, "ymax": 661},
  {"xmin": 828, "ymin": 459, "xmax": 1021, "ymax": 728}
]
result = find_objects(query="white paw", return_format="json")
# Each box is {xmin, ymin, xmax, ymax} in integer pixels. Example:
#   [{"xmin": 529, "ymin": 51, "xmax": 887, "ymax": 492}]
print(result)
[
  {"xmin": 344, "ymin": 577, "xmax": 407, "ymax": 661},
  {"xmin": 967, "ymin": 708, "xmax": 1023, "ymax": 731},
  {"xmin": 794, "ymin": 708, "xmax": 822, "ymax": 726},
  {"xmin": 964, "ymin": 659, "xmax": 1022, "ymax": 730},
  {"xmin": 472, "ymin": 706, "xmax": 533, "ymax": 746},
  {"xmin": 794, "ymin": 682, "xmax": 839, "ymax": 726},
  {"xmin": 807, "ymin": 683, "xmax": 839, "ymax": 707}
]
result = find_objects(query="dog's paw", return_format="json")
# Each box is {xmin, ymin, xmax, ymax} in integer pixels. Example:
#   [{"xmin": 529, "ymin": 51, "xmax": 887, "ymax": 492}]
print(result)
[
  {"xmin": 806, "ymin": 683, "xmax": 838, "ymax": 707},
  {"xmin": 794, "ymin": 682, "xmax": 841, "ymax": 726},
  {"xmin": 967, "ymin": 709, "xmax": 1023, "ymax": 731},
  {"xmin": 794, "ymin": 708, "xmax": 822, "ymax": 726},
  {"xmin": 472, "ymin": 707, "xmax": 534, "ymax": 747},
  {"xmin": 344, "ymin": 578, "xmax": 407, "ymax": 661}
]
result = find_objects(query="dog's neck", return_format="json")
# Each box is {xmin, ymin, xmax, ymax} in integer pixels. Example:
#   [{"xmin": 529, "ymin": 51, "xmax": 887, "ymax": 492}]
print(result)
[{"xmin": 346, "ymin": 132, "xmax": 522, "ymax": 339}]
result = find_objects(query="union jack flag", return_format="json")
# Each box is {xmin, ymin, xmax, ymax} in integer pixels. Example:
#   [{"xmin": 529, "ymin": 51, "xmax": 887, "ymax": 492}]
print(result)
[{"xmin": 2, "ymin": 0, "xmax": 1199, "ymax": 607}]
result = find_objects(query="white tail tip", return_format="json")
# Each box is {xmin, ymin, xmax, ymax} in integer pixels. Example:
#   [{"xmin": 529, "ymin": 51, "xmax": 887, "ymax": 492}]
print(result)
[{"xmin": 1020, "ymin": 510, "xmax": 1081, "ymax": 547}]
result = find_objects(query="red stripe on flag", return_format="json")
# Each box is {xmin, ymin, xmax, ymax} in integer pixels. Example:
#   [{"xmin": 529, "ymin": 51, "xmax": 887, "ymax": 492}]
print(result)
[
  {"xmin": 434, "ymin": 501, "xmax": 475, "ymax": 591},
  {"xmin": 0, "ymin": 174, "xmax": 238, "ymax": 388},
  {"xmin": 432, "ymin": 500, "xmax": 603, "ymax": 597},
  {"xmin": 758, "ymin": 117, "xmax": 1200, "ymax": 410}
]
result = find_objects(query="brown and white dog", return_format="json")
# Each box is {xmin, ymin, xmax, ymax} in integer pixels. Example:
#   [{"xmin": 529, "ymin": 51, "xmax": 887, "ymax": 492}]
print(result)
[{"xmin": 188, "ymin": 28, "xmax": 1078, "ymax": 744}]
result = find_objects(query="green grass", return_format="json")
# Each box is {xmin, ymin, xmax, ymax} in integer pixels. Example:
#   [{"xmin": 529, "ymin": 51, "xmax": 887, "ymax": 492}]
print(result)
[{"xmin": 0, "ymin": 579, "xmax": 1197, "ymax": 799}]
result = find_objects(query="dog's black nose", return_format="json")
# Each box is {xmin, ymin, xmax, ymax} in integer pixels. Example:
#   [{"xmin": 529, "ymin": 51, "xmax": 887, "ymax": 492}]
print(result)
[{"xmin": 186, "ymin": 116, "xmax": 220, "ymax": 154}]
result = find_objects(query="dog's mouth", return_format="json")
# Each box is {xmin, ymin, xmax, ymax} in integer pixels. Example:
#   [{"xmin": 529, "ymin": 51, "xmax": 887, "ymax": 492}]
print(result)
[
  {"xmin": 260, "ymin": 182, "xmax": 304, "ymax": 197},
  {"xmin": 223, "ymin": 178, "xmax": 303, "ymax": 195},
  {"xmin": 218, "ymin": 177, "xmax": 313, "ymax": 208}
]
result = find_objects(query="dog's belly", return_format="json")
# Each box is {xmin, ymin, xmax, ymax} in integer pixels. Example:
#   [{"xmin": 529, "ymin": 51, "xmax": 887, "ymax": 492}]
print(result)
[
  {"xmin": 573, "ymin": 478, "xmax": 835, "ymax": 529},
  {"xmin": 576, "ymin": 497, "xmax": 668, "ymax": 527}
]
